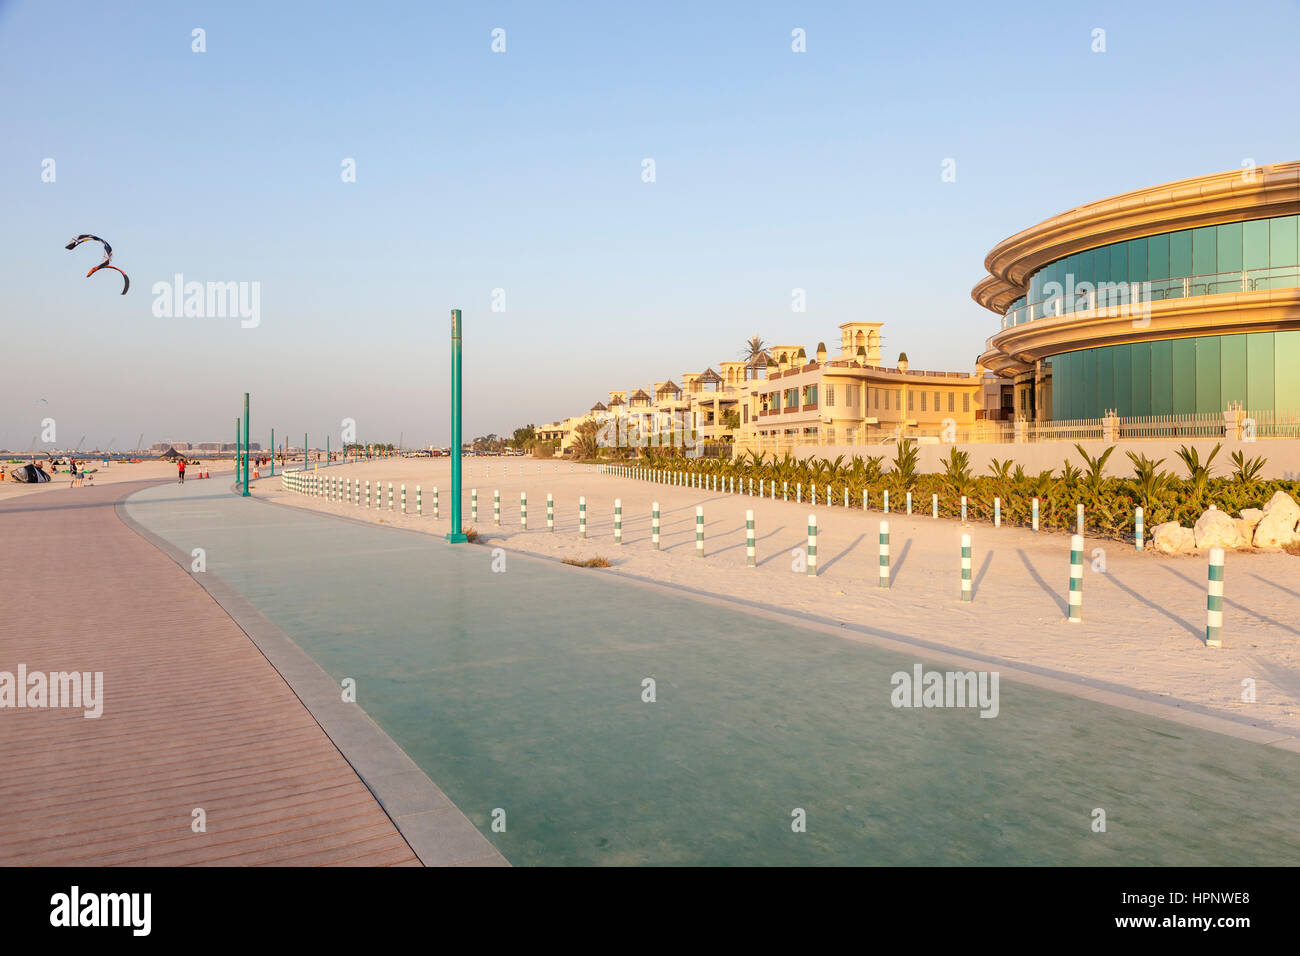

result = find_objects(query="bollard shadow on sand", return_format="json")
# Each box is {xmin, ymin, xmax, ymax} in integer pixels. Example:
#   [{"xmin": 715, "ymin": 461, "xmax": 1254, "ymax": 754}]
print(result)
[
  {"xmin": 1161, "ymin": 565, "xmax": 1300, "ymax": 639},
  {"xmin": 1015, "ymin": 548, "xmax": 1068, "ymax": 616},
  {"xmin": 972, "ymin": 551, "xmax": 994, "ymax": 601},
  {"xmin": 1104, "ymin": 567, "xmax": 1201, "ymax": 640},
  {"xmin": 819, "ymin": 533, "xmax": 867, "ymax": 573},
  {"xmin": 890, "ymin": 538, "xmax": 914, "ymax": 580}
]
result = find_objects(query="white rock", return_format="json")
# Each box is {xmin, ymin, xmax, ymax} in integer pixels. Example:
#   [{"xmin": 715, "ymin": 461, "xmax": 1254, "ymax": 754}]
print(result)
[
  {"xmin": 1254, "ymin": 492, "xmax": 1300, "ymax": 549},
  {"xmin": 1239, "ymin": 508, "xmax": 1264, "ymax": 529},
  {"xmin": 1233, "ymin": 519, "xmax": 1256, "ymax": 546},
  {"xmin": 1194, "ymin": 509, "xmax": 1243, "ymax": 550},
  {"xmin": 1262, "ymin": 490, "xmax": 1300, "ymax": 520},
  {"xmin": 1152, "ymin": 521, "xmax": 1196, "ymax": 554}
]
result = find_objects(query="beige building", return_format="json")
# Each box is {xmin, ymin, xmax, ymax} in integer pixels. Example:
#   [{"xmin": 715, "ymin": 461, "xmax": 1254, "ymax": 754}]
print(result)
[
  {"xmin": 740, "ymin": 322, "xmax": 984, "ymax": 455},
  {"xmin": 540, "ymin": 320, "xmax": 986, "ymax": 457}
]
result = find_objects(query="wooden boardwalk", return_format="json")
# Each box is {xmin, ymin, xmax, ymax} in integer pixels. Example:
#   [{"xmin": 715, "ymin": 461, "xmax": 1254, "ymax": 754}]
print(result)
[{"xmin": 0, "ymin": 479, "xmax": 419, "ymax": 866}]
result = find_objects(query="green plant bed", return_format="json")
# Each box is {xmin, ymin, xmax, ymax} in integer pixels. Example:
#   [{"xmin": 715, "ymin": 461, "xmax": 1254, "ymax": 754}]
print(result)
[{"xmin": 631, "ymin": 444, "xmax": 1300, "ymax": 542}]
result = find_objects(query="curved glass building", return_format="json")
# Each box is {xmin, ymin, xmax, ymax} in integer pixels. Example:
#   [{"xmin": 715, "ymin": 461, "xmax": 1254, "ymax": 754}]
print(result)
[{"xmin": 975, "ymin": 163, "xmax": 1300, "ymax": 422}]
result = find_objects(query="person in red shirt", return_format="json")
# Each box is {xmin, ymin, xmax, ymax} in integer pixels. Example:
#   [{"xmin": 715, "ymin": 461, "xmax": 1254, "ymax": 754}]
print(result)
[{"xmin": 177, "ymin": 458, "xmax": 186, "ymax": 484}]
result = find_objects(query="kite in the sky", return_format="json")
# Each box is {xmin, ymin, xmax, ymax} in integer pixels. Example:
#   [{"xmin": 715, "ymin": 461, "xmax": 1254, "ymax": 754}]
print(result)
[{"xmin": 65, "ymin": 234, "xmax": 129, "ymax": 294}]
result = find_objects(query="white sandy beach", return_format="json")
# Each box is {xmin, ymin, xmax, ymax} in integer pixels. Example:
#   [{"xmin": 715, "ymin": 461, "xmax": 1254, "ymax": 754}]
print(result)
[
  {"xmin": 252, "ymin": 456, "xmax": 1300, "ymax": 735},
  {"xmin": 0, "ymin": 459, "xmax": 230, "ymax": 502}
]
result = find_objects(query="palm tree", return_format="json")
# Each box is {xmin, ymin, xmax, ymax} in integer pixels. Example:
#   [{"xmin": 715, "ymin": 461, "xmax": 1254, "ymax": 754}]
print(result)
[{"xmin": 741, "ymin": 335, "xmax": 769, "ymax": 379}]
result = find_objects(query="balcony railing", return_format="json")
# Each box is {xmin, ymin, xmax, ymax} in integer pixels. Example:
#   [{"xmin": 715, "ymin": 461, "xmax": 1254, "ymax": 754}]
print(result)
[{"xmin": 1000, "ymin": 264, "xmax": 1300, "ymax": 331}]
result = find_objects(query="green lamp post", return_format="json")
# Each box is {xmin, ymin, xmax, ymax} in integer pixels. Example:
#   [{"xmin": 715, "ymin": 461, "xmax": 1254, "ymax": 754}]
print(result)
[
  {"xmin": 447, "ymin": 308, "xmax": 467, "ymax": 543},
  {"xmin": 242, "ymin": 392, "xmax": 250, "ymax": 496}
]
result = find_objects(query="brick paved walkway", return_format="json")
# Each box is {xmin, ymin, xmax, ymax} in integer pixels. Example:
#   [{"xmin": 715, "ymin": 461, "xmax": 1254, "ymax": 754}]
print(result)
[{"xmin": 0, "ymin": 479, "xmax": 419, "ymax": 865}]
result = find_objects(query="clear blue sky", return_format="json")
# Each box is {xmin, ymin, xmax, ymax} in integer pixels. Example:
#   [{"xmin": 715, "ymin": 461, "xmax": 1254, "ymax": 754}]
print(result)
[{"xmin": 2, "ymin": 0, "xmax": 1297, "ymax": 450}]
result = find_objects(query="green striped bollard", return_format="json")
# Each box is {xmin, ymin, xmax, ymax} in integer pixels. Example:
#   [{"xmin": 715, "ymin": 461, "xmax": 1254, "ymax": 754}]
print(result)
[
  {"xmin": 862, "ymin": 489, "xmax": 869, "ymax": 511},
  {"xmin": 472, "ymin": 488, "xmax": 480, "ymax": 524},
  {"xmin": 960, "ymin": 534, "xmax": 972, "ymax": 602},
  {"xmin": 811, "ymin": 482, "xmax": 816, "ymax": 504},
  {"xmin": 579, "ymin": 497, "xmax": 587, "ymax": 538},
  {"xmin": 433, "ymin": 486, "xmax": 439, "ymax": 519},
  {"xmin": 961, "ymin": 495, "xmax": 968, "ymax": 523},
  {"xmin": 401, "ymin": 484, "xmax": 407, "ymax": 513},
  {"xmin": 878, "ymin": 521, "xmax": 890, "ymax": 588},
  {"xmin": 387, "ymin": 482, "xmax": 393, "ymax": 511},
  {"xmin": 695, "ymin": 506, "xmax": 704, "ymax": 557},
  {"xmin": 932, "ymin": 493, "xmax": 938, "ymax": 519},
  {"xmin": 884, "ymin": 490, "xmax": 890, "ymax": 514},
  {"xmin": 1076, "ymin": 503, "xmax": 1085, "ymax": 536},
  {"xmin": 806, "ymin": 514, "xmax": 817, "ymax": 577},
  {"xmin": 614, "ymin": 499, "xmax": 622, "ymax": 544},
  {"xmin": 652, "ymin": 502, "xmax": 660, "ymax": 550},
  {"xmin": 520, "ymin": 491, "xmax": 527, "ymax": 530},
  {"xmin": 1032, "ymin": 497, "xmax": 1040, "ymax": 532},
  {"xmin": 1068, "ymin": 534, "xmax": 1083, "ymax": 623},
  {"xmin": 1206, "ymin": 547, "xmax": 1224, "ymax": 647},
  {"xmin": 746, "ymin": 509, "xmax": 755, "ymax": 567},
  {"xmin": 906, "ymin": 491, "xmax": 912, "ymax": 515},
  {"xmin": 797, "ymin": 483, "xmax": 802, "ymax": 504},
  {"xmin": 366, "ymin": 480, "xmax": 371, "ymax": 508},
  {"xmin": 417, "ymin": 485, "xmax": 422, "ymax": 516},
  {"xmin": 843, "ymin": 487, "xmax": 848, "ymax": 508},
  {"xmin": 547, "ymin": 493, "xmax": 554, "ymax": 532},
  {"xmin": 826, "ymin": 486, "xmax": 831, "ymax": 508},
  {"xmin": 1135, "ymin": 506, "xmax": 1144, "ymax": 551},
  {"xmin": 759, "ymin": 479, "xmax": 764, "ymax": 497},
  {"xmin": 994, "ymin": 497, "xmax": 1001, "ymax": 528},
  {"xmin": 783, "ymin": 481, "xmax": 788, "ymax": 502}
]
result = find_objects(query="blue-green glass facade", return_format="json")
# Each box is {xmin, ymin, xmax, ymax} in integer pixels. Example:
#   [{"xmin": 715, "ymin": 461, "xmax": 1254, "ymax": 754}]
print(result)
[
  {"xmin": 1047, "ymin": 331, "xmax": 1300, "ymax": 420},
  {"xmin": 1003, "ymin": 214, "xmax": 1300, "ymax": 328}
]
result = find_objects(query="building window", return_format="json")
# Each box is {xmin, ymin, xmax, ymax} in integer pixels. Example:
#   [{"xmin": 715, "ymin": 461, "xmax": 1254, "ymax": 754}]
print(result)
[
  {"xmin": 743, "ymin": 405, "xmax": 749, "ymax": 423},
  {"xmin": 874, "ymin": 388, "xmax": 880, "ymax": 410},
  {"xmin": 826, "ymin": 385, "xmax": 835, "ymax": 407},
  {"xmin": 962, "ymin": 393, "xmax": 970, "ymax": 413},
  {"xmin": 934, "ymin": 391, "xmax": 940, "ymax": 410},
  {"xmin": 947, "ymin": 392, "xmax": 955, "ymax": 412},
  {"xmin": 920, "ymin": 391, "xmax": 927, "ymax": 411},
  {"xmin": 907, "ymin": 390, "xmax": 914, "ymax": 412},
  {"xmin": 884, "ymin": 390, "xmax": 890, "ymax": 410}
]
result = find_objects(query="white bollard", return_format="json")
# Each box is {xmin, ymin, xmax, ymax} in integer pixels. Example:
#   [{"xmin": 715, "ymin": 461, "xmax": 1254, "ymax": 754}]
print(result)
[
  {"xmin": 1068, "ymin": 534, "xmax": 1083, "ymax": 623},
  {"xmin": 1206, "ymin": 547, "xmax": 1224, "ymax": 647},
  {"xmin": 878, "ymin": 521, "xmax": 890, "ymax": 588},
  {"xmin": 960, "ymin": 534, "xmax": 972, "ymax": 602}
]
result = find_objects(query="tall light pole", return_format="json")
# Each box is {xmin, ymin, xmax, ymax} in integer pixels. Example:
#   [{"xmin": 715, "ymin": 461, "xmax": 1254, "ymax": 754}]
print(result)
[
  {"xmin": 447, "ymin": 308, "xmax": 467, "ymax": 543},
  {"xmin": 269, "ymin": 428, "xmax": 274, "ymax": 477},
  {"xmin": 242, "ymin": 392, "xmax": 250, "ymax": 496}
]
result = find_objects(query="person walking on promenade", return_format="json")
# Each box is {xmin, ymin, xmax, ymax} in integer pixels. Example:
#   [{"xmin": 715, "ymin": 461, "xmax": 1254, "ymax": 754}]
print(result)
[{"xmin": 177, "ymin": 458, "xmax": 187, "ymax": 484}]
